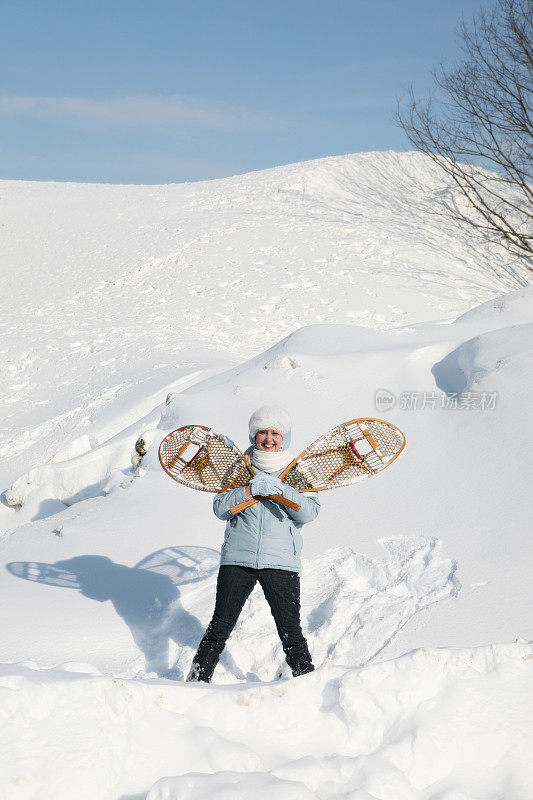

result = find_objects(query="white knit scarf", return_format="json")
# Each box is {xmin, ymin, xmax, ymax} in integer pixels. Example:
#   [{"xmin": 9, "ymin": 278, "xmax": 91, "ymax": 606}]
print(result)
[{"xmin": 250, "ymin": 447, "xmax": 294, "ymax": 473}]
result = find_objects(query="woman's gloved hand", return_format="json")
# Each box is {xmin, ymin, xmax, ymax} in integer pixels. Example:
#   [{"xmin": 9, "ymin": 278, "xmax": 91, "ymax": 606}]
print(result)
[{"xmin": 250, "ymin": 473, "xmax": 284, "ymax": 497}]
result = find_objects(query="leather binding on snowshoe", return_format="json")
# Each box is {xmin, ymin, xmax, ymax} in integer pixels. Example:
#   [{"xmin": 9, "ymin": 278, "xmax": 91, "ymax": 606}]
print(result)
[{"xmin": 159, "ymin": 425, "xmax": 252, "ymax": 492}]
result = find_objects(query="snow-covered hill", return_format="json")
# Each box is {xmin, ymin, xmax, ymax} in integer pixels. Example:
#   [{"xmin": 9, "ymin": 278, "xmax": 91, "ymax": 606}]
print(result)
[
  {"xmin": 1, "ymin": 151, "xmax": 527, "ymax": 486},
  {"xmin": 1, "ymin": 153, "xmax": 532, "ymax": 800}
]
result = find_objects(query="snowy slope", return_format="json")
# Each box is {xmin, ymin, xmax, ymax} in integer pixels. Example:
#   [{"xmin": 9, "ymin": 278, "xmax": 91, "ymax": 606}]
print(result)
[
  {"xmin": 1, "ymin": 153, "xmax": 532, "ymax": 800},
  {"xmin": 1, "ymin": 151, "xmax": 527, "ymax": 487}
]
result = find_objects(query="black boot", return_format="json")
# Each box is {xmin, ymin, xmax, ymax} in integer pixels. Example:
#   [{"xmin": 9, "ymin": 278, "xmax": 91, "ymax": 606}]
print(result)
[
  {"xmin": 285, "ymin": 642, "xmax": 315, "ymax": 677},
  {"xmin": 186, "ymin": 660, "xmax": 213, "ymax": 683},
  {"xmin": 292, "ymin": 662, "xmax": 315, "ymax": 677},
  {"xmin": 186, "ymin": 634, "xmax": 222, "ymax": 683}
]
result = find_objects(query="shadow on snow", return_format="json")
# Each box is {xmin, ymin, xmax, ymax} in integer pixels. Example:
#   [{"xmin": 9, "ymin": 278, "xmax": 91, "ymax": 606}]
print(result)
[{"xmin": 6, "ymin": 545, "xmax": 219, "ymax": 679}]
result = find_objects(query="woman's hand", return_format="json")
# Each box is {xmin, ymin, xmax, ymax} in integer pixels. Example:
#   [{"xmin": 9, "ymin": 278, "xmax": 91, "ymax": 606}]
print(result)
[{"xmin": 250, "ymin": 473, "xmax": 284, "ymax": 497}]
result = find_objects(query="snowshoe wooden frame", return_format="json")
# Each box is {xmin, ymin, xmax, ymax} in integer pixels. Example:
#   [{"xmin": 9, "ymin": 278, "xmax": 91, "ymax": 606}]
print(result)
[
  {"xmin": 158, "ymin": 425, "xmax": 300, "ymax": 512},
  {"xmin": 228, "ymin": 418, "xmax": 406, "ymax": 515}
]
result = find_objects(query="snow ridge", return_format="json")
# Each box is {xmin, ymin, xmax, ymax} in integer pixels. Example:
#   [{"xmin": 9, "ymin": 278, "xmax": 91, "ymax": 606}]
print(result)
[{"xmin": 1, "ymin": 642, "xmax": 531, "ymax": 800}]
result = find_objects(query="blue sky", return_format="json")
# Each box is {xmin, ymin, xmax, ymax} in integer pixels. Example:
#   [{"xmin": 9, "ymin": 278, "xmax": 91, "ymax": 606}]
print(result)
[{"xmin": 0, "ymin": 0, "xmax": 482, "ymax": 184}]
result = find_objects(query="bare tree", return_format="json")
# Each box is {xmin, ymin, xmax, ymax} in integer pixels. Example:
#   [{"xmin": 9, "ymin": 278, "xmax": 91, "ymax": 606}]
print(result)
[{"xmin": 397, "ymin": 0, "xmax": 533, "ymax": 268}]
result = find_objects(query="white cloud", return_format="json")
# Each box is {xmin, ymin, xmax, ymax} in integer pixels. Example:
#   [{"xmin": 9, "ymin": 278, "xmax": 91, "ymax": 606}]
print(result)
[{"xmin": 0, "ymin": 93, "xmax": 299, "ymax": 132}]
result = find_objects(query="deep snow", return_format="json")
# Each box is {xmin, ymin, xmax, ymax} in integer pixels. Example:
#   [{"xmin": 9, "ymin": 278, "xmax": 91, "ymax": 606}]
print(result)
[{"xmin": 1, "ymin": 152, "xmax": 532, "ymax": 800}]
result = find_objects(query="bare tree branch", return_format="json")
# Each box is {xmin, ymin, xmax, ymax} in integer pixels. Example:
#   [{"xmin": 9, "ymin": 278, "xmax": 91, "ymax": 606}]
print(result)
[{"xmin": 396, "ymin": 0, "xmax": 533, "ymax": 268}]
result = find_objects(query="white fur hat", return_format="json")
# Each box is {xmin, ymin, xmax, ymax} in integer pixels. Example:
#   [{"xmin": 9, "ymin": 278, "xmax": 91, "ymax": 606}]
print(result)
[{"xmin": 248, "ymin": 405, "xmax": 291, "ymax": 447}]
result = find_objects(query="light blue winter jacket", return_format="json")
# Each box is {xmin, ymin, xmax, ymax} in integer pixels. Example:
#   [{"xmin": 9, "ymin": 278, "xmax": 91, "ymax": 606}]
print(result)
[{"xmin": 213, "ymin": 470, "xmax": 320, "ymax": 573}]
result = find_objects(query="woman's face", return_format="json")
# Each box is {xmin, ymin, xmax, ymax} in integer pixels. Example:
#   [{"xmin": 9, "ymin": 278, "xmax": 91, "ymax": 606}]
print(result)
[{"xmin": 255, "ymin": 429, "xmax": 283, "ymax": 452}]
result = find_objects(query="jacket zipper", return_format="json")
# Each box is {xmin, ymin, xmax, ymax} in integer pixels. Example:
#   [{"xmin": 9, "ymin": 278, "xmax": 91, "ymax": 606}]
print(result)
[{"xmin": 256, "ymin": 501, "xmax": 264, "ymax": 568}]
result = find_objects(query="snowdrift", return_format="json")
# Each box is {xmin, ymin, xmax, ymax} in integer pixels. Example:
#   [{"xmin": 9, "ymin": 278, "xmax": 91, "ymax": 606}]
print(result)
[{"xmin": 1, "ymin": 643, "xmax": 532, "ymax": 800}]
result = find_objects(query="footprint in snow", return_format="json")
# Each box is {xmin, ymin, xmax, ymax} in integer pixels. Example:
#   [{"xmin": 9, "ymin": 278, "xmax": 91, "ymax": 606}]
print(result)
[
  {"xmin": 304, "ymin": 537, "xmax": 459, "ymax": 668},
  {"xmin": 170, "ymin": 537, "xmax": 459, "ymax": 683}
]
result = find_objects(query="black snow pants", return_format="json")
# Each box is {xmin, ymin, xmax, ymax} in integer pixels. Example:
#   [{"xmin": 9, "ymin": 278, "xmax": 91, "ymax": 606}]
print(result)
[{"xmin": 188, "ymin": 565, "xmax": 314, "ymax": 682}]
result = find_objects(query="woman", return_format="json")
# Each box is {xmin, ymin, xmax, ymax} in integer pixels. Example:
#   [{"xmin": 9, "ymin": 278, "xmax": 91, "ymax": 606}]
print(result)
[{"xmin": 187, "ymin": 405, "xmax": 320, "ymax": 682}]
